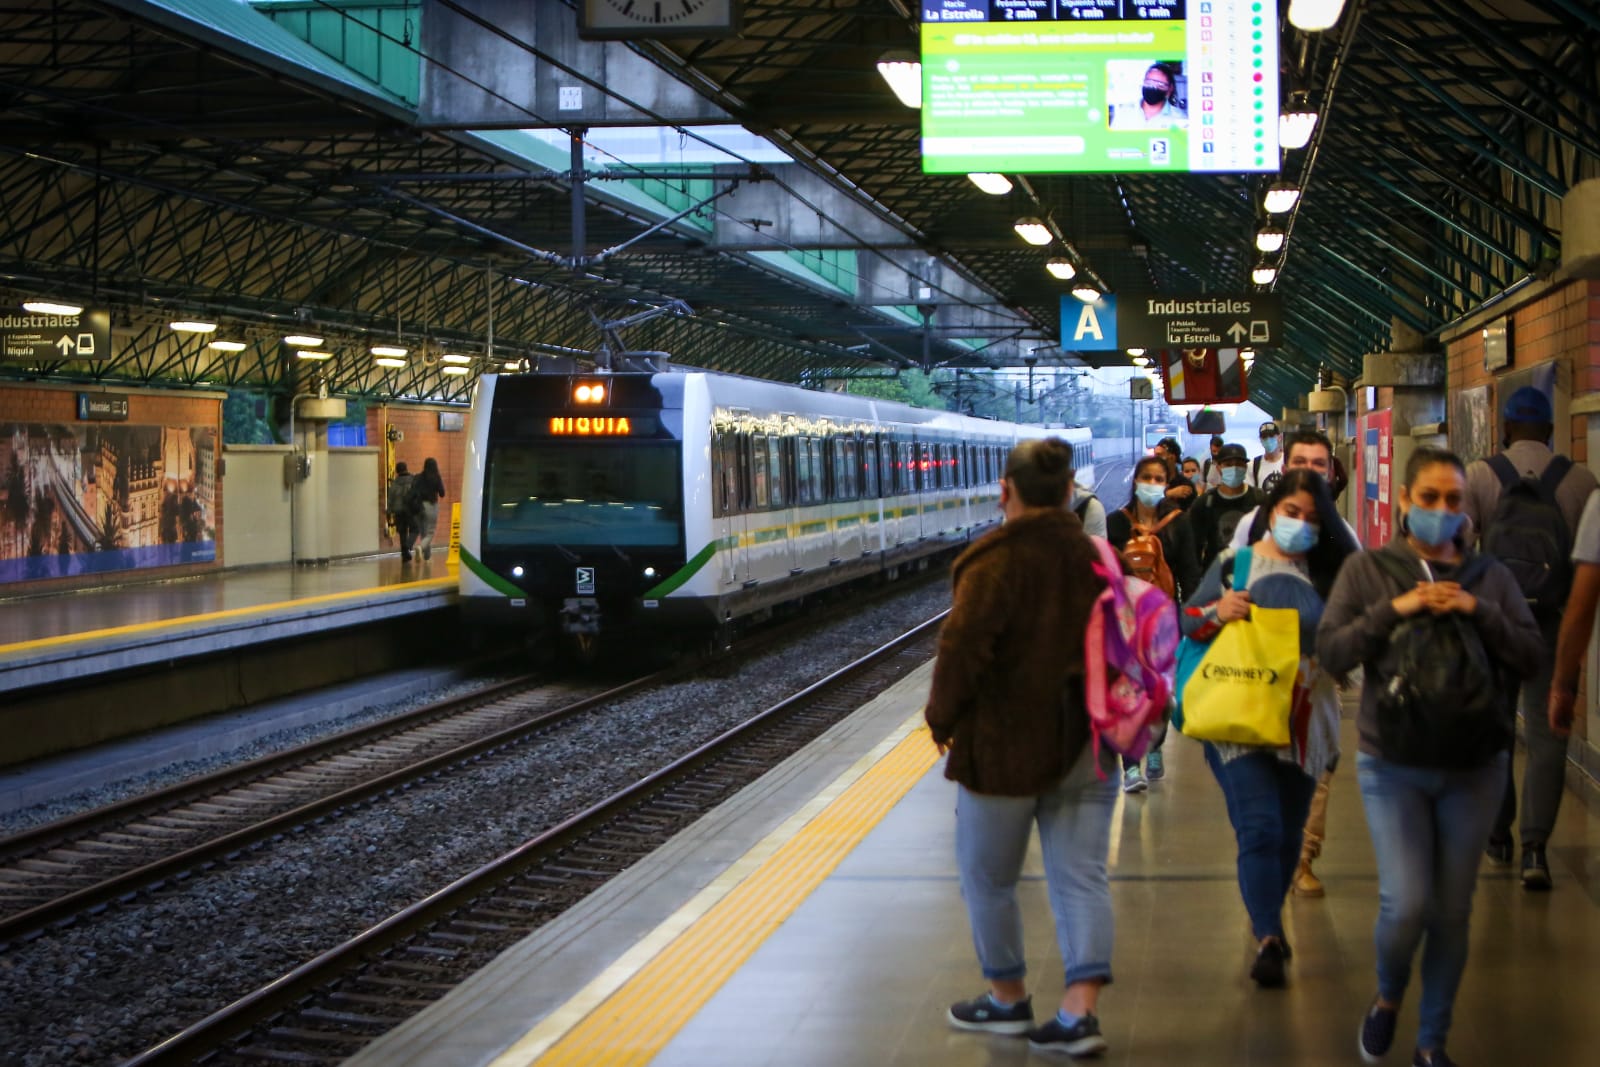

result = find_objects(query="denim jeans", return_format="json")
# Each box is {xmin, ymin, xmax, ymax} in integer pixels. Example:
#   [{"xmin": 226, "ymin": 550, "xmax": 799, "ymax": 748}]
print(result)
[
  {"xmin": 955, "ymin": 747, "xmax": 1118, "ymax": 987},
  {"xmin": 1203, "ymin": 745, "xmax": 1316, "ymax": 941},
  {"xmin": 1357, "ymin": 750, "xmax": 1507, "ymax": 1051}
]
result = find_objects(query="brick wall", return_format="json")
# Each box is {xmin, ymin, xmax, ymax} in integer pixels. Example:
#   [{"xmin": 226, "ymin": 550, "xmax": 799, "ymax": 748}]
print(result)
[
  {"xmin": 0, "ymin": 384, "xmax": 224, "ymax": 593},
  {"xmin": 367, "ymin": 403, "xmax": 470, "ymax": 549}
]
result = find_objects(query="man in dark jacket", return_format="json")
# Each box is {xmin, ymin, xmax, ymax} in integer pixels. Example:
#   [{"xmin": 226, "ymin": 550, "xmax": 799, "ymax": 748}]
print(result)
[
  {"xmin": 927, "ymin": 437, "xmax": 1117, "ymax": 1059},
  {"xmin": 386, "ymin": 462, "xmax": 419, "ymax": 562},
  {"xmin": 1190, "ymin": 443, "xmax": 1264, "ymax": 570}
]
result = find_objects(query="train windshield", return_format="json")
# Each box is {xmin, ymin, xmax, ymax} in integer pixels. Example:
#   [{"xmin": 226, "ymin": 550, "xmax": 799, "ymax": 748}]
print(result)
[{"xmin": 483, "ymin": 443, "xmax": 683, "ymax": 548}]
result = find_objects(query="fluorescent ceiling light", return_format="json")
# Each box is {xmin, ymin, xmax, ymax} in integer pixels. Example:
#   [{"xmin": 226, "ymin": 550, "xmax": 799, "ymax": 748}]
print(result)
[
  {"xmin": 1132, "ymin": 356, "xmax": 1150, "ymax": 367},
  {"xmin": 1071, "ymin": 285, "xmax": 1102, "ymax": 303},
  {"xmin": 876, "ymin": 55, "xmax": 921, "ymax": 109},
  {"xmin": 169, "ymin": 320, "xmax": 217, "ymax": 333},
  {"xmin": 1256, "ymin": 229, "xmax": 1286, "ymax": 253},
  {"xmin": 441, "ymin": 353, "xmax": 473, "ymax": 364},
  {"xmin": 968, "ymin": 173, "xmax": 1013, "ymax": 195},
  {"xmin": 1013, "ymin": 217, "xmax": 1051, "ymax": 245},
  {"xmin": 296, "ymin": 349, "xmax": 331, "ymax": 361},
  {"xmin": 1253, "ymin": 267, "xmax": 1279, "ymax": 285},
  {"xmin": 503, "ymin": 361, "xmax": 521, "ymax": 371},
  {"xmin": 1264, "ymin": 184, "xmax": 1301, "ymax": 214},
  {"xmin": 1045, "ymin": 259, "xmax": 1077, "ymax": 280},
  {"xmin": 1279, "ymin": 110, "xmax": 1317, "ymax": 150},
  {"xmin": 208, "ymin": 340, "xmax": 247, "ymax": 352},
  {"xmin": 1289, "ymin": 0, "xmax": 1347, "ymax": 32},
  {"xmin": 371, "ymin": 345, "xmax": 409, "ymax": 357},
  {"xmin": 1126, "ymin": 347, "xmax": 1146, "ymax": 357},
  {"xmin": 374, "ymin": 356, "xmax": 407, "ymax": 368},
  {"xmin": 22, "ymin": 300, "xmax": 82, "ymax": 315},
  {"xmin": 441, "ymin": 366, "xmax": 471, "ymax": 376},
  {"xmin": 284, "ymin": 334, "xmax": 323, "ymax": 347}
]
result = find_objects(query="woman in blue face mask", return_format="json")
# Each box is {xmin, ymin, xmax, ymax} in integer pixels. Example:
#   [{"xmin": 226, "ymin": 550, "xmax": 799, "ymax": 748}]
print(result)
[
  {"xmin": 1179, "ymin": 469, "xmax": 1358, "ymax": 988},
  {"xmin": 1106, "ymin": 456, "xmax": 1203, "ymax": 794},
  {"xmin": 1318, "ymin": 448, "xmax": 1542, "ymax": 1067}
]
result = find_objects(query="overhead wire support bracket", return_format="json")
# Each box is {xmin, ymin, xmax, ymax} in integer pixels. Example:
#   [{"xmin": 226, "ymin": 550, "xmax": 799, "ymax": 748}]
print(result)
[{"xmin": 590, "ymin": 182, "xmax": 745, "ymax": 263}]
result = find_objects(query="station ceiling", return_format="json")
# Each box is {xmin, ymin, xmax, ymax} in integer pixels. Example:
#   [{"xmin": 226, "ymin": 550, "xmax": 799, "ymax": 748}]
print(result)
[{"xmin": 1, "ymin": 0, "xmax": 1596, "ymax": 417}]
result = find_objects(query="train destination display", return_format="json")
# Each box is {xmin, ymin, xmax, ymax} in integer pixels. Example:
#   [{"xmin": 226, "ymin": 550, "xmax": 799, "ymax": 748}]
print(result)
[{"xmin": 920, "ymin": 1, "xmax": 1280, "ymax": 174}]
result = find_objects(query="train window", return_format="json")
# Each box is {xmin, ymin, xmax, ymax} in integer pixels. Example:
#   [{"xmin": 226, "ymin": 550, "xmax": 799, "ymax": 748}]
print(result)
[
  {"xmin": 752, "ymin": 435, "xmax": 770, "ymax": 508},
  {"xmin": 482, "ymin": 442, "xmax": 683, "ymax": 549},
  {"xmin": 840, "ymin": 437, "xmax": 858, "ymax": 501},
  {"xmin": 809, "ymin": 437, "xmax": 824, "ymax": 503},
  {"xmin": 797, "ymin": 438, "xmax": 817, "ymax": 506},
  {"xmin": 863, "ymin": 436, "xmax": 880, "ymax": 499},
  {"xmin": 769, "ymin": 435, "xmax": 787, "ymax": 508},
  {"xmin": 918, "ymin": 440, "xmax": 931, "ymax": 492}
]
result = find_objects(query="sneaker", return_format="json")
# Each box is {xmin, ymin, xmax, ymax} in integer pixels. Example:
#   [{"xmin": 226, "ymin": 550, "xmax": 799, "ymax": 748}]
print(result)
[
  {"xmin": 1359, "ymin": 998, "xmax": 1399, "ymax": 1063},
  {"xmin": 1123, "ymin": 766, "xmax": 1148, "ymax": 794},
  {"xmin": 1521, "ymin": 845, "xmax": 1552, "ymax": 891},
  {"xmin": 1026, "ymin": 1013, "xmax": 1108, "ymax": 1057},
  {"xmin": 947, "ymin": 992, "xmax": 1033, "ymax": 1035},
  {"xmin": 1146, "ymin": 749, "xmax": 1165, "ymax": 781},
  {"xmin": 1413, "ymin": 1050, "xmax": 1458, "ymax": 1067},
  {"xmin": 1250, "ymin": 939, "xmax": 1286, "ymax": 989},
  {"xmin": 1292, "ymin": 858, "xmax": 1325, "ymax": 897},
  {"xmin": 1485, "ymin": 837, "xmax": 1513, "ymax": 866}
]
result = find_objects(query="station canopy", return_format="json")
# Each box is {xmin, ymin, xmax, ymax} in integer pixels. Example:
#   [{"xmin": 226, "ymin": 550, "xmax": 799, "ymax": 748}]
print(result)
[{"xmin": 0, "ymin": 0, "xmax": 1595, "ymax": 417}]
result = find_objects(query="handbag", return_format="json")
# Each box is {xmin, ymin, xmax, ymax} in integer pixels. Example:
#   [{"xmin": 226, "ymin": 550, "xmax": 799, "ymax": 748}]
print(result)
[{"xmin": 1176, "ymin": 548, "xmax": 1301, "ymax": 747}]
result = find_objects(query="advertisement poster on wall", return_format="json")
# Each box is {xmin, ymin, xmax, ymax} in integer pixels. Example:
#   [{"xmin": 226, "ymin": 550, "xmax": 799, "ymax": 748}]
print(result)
[
  {"xmin": 1357, "ymin": 409, "xmax": 1393, "ymax": 549},
  {"xmin": 1, "ymin": 422, "xmax": 217, "ymax": 585}
]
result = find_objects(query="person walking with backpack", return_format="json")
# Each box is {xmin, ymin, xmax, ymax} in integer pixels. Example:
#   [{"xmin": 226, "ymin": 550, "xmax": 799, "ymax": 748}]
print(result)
[
  {"xmin": 412, "ymin": 456, "xmax": 448, "ymax": 562},
  {"xmin": 1190, "ymin": 442, "xmax": 1265, "ymax": 571},
  {"xmin": 927, "ymin": 438, "xmax": 1120, "ymax": 1058},
  {"xmin": 1180, "ymin": 469, "xmax": 1357, "ymax": 988},
  {"xmin": 386, "ymin": 461, "xmax": 420, "ymax": 563},
  {"xmin": 1463, "ymin": 386, "xmax": 1597, "ymax": 888},
  {"xmin": 1107, "ymin": 455, "xmax": 1199, "ymax": 791},
  {"xmin": 1318, "ymin": 447, "xmax": 1542, "ymax": 1067}
]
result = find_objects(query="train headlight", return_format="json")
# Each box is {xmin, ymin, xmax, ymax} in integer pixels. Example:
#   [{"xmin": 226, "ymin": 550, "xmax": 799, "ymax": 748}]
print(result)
[
  {"xmin": 573, "ymin": 382, "xmax": 606, "ymax": 404},
  {"xmin": 511, "ymin": 565, "xmax": 525, "ymax": 578},
  {"xmin": 643, "ymin": 566, "xmax": 657, "ymax": 578}
]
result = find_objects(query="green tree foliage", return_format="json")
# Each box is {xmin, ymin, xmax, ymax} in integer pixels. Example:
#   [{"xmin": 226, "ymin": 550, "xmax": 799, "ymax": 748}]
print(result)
[
  {"xmin": 844, "ymin": 371, "xmax": 946, "ymax": 410},
  {"xmin": 223, "ymin": 389, "xmax": 276, "ymax": 444}
]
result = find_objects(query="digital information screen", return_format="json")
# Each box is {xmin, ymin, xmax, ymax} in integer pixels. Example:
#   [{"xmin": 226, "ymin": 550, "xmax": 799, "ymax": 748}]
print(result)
[{"xmin": 920, "ymin": 1, "xmax": 1280, "ymax": 174}]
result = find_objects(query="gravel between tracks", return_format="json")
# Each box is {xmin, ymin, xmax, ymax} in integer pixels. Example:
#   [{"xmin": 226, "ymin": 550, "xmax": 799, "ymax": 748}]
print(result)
[{"xmin": 0, "ymin": 581, "xmax": 950, "ymax": 1067}]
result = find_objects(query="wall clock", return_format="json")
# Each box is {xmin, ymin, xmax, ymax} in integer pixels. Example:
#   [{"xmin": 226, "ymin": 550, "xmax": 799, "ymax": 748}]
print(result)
[{"xmin": 579, "ymin": 0, "xmax": 742, "ymax": 39}]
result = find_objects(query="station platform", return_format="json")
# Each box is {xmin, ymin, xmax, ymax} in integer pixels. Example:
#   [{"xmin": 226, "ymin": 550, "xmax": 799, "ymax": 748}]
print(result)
[
  {"xmin": 350, "ymin": 661, "xmax": 1600, "ymax": 1067},
  {"xmin": 0, "ymin": 556, "xmax": 457, "ymax": 694}
]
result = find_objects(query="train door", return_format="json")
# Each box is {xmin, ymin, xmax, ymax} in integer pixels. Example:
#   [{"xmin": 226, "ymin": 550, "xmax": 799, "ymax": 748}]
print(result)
[
  {"xmin": 862, "ymin": 433, "xmax": 884, "ymax": 557},
  {"xmin": 715, "ymin": 431, "xmax": 748, "ymax": 588},
  {"xmin": 833, "ymin": 433, "xmax": 863, "ymax": 562}
]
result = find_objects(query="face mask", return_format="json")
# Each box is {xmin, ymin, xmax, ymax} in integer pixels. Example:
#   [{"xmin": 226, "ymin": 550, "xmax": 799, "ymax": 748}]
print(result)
[
  {"xmin": 1135, "ymin": 483, "xmax": 1166, "ymax": 509},
  {"xmin": 1406, "ymin": 505, "xmax": 1466, "ymax": 547},
  {"xmin": 1220, "ymin": 466, "xmax": 1246, "ymax": 488},
  {"xmin": 1142, "ymin": 84, "xmax": 1169, "ymax": 106},
  {"xmin": 1271, "ymin": 514, "xmax": 1319, "ymax": 555},
  {"xmin": 1188, "ymin": 473, "xmax": 1203, "ymax": 488},
  {"xmin": 1262, "ymin": 436, "xmax": 1280, "ymax": 453}
]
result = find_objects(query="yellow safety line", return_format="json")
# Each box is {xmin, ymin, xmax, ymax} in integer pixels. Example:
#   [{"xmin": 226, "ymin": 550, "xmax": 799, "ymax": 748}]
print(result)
[
  {"xmin": 495, "ymin": 710, "xmax": 939, "ymax": 1067},
  {"xmin": 0, "ymin": 569, "xmax": 457, "ymax": 656}
]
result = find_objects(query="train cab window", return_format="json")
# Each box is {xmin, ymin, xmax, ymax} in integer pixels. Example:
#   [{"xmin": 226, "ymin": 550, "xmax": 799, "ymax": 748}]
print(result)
[{"xmin": 482, "ymin": 441, "xmax": 683, "ymax": 549}]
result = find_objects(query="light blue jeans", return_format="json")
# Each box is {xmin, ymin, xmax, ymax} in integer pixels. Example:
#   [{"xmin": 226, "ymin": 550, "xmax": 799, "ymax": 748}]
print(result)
[
  {"xmin": 955, "ymin": 747, "xmax": 1118, "ymax": 987},
  {"xmin": 1357, "ymin": 750, "xmax": 1507, "ymax": 1051}
]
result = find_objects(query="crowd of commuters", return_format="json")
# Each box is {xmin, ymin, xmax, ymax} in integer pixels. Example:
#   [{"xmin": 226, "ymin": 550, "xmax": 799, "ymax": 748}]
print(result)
[{"xmin": 928, "ymin": 388, "xmax": 1589, "ymax": 1066}]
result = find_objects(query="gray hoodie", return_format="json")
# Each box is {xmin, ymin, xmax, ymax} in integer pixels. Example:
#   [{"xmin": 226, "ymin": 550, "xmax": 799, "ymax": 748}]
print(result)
[{"xmin": 1315, "ymin": 539, "xmax": 1542, "ymax": 759}]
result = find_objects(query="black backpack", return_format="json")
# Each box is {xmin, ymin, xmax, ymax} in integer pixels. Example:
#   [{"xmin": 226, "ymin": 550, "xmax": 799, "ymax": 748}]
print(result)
[
  {"xmin": 1483, "ymin": 453, "xmax": 1572, "ymax": 618},
  {"xmin": 1371, "ymin": 552, "xmax": 1512, "ymax": 768}
]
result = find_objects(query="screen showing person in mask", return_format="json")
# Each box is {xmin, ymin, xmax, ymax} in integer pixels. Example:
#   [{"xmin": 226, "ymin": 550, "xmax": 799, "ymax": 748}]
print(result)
[
  {"xmin": 919, "ymin": 0, "xmax": 1278, "ymax": 175},
  {"xmin": 1108, "ymin": 62, "xmax": 1187, "ymax": 129}
]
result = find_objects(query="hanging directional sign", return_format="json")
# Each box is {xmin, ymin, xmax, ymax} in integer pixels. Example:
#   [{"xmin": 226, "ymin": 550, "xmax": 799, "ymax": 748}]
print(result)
[
  {"xmin": 0, "ymin": 308, "xmax": 112, "ymax": 361},
  {"xmin": 1117, "ymin": 294, "xmax": 1282, "ymax": 350},
  {"xmin": 1058, "ymin": 294, "xmax": 1119, "ymax": 351}
]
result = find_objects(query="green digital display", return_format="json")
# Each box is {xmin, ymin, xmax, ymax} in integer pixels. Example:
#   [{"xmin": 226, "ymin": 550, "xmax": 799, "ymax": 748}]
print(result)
[{"xmin": 919, "ymin": 1, "xmax": 1280, "ymax": 175}]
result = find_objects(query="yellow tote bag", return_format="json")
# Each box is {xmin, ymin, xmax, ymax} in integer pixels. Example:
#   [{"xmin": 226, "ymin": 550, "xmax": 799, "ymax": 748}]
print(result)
[{"xmin": 1179, "ymin": 606, "xmax": 1300, "ymax": 747}]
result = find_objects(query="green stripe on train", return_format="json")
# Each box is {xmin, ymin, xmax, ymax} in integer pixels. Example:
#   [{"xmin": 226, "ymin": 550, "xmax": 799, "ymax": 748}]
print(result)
[
  {"xmin": 460, "ymin": 547, "xmax": 524, "ymax": 597},
  {"xmin": 641, "ymin": 540, "xmax": 718, "ymax": 599}
]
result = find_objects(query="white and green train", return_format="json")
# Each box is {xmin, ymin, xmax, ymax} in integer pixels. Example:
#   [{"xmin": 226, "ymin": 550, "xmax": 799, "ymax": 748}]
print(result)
[{"xmin": 458, "ymin": 371, "xmax": 1094, "ymax": 650}]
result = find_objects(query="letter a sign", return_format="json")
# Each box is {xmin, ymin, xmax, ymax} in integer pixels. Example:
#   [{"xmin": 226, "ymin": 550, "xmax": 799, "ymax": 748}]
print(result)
[{"xmin": 1059, "ymin": 294, "xmax": 1118, "ymax": 352}]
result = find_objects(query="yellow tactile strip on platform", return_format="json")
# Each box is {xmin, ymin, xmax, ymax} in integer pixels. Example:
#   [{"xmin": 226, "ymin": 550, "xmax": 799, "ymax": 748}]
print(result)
[{"xmin": 495, "ymin": 711, "xmax": 939, "ymax": 1067}]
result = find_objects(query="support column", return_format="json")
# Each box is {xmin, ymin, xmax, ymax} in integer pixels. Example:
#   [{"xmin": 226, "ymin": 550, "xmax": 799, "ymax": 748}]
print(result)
[{"xmin": 291, "ymin": 398, "xmax": 347, "ymax": 566}]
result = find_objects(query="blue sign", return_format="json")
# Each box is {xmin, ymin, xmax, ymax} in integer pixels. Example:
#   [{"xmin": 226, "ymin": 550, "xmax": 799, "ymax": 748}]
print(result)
[{"xmin": 1060, "ymin": 294, "xmax": 1119, "ymax": 351}]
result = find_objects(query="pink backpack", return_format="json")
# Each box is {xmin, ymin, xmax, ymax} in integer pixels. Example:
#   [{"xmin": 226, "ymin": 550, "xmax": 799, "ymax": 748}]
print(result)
[{"xmin": 1082, "ymin": 536, "xmax": 1179, "ymax": 766}]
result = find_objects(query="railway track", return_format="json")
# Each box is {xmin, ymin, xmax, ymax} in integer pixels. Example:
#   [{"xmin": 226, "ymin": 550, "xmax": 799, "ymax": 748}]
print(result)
[
  {"xmin": 0, "ymin": 566, "xmax": 946, "ymax": 948},
  {"xmin": 123, "ymin": 615, "xmax": 942, "ymax": 1066}
]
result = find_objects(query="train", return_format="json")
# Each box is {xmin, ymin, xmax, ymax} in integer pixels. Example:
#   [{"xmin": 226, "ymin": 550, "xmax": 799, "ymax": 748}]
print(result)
[{"xmin": 457, "ymin": 371, "xmax": 1095, "ymax": 653}]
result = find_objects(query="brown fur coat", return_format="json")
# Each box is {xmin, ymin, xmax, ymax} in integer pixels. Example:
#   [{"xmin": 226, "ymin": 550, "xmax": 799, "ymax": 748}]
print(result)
[{"xmin": 926, "ymin": 508, "xmax": 1107, "ymax": 795}]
